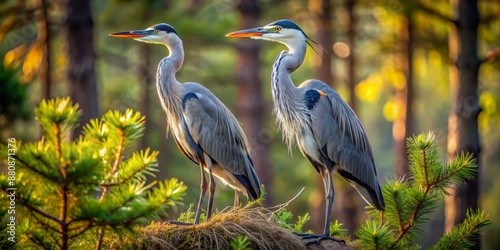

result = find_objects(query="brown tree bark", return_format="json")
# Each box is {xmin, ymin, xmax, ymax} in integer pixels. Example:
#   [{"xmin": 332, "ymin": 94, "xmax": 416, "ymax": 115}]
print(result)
[
  {"xmin": 66, "ymin": 0, "xmax": 98, "ymax": 137},
  {"xmin": 346, "ymin": 0, "xmax": 357, "ymax": 113},
  {"xmin": 393, "ymin": 14, "xmax": 414, "ymax": 178},
  {"xmin": 138, "ymin": 0, "xmax": 154, "ymax": 150},
  {"xmin": 445, "ymin": 1, "xmax": 481, "ymax": 249},
  {"xmin": 38, "ymin": 0, "xmax": 51, "ymax": 99},
  {"xmin": 235, "ymin": 0, "xmax": 273, "ymax": 206},
  {"xmin": 138, "ymin": 44, "xmax": 153, "ymax": 149},
  {"xmin": 309, "ymin": 0, "xmax": 334, "ymax": 87}
]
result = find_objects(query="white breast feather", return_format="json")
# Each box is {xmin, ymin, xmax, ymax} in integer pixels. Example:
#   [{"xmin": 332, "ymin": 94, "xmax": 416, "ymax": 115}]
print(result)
[{"xmin": 297, "ymin": 130, "xmax": 320, "ymax": 162}]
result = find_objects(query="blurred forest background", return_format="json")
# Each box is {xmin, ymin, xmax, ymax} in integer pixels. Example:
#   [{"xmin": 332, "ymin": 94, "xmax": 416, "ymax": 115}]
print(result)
[{"xmin": 0, "ymin": 0, "xmax": 499, "ymax": 248}]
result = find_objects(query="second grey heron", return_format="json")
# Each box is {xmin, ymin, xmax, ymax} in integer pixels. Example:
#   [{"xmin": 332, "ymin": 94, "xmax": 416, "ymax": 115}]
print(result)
[
  {"xmin": 226, "ymin": 19, "xmax": 384, "ymax": 245},
  {"xmin": 110, "ymin": 23, "xmax": 261, "ymax": 224}
]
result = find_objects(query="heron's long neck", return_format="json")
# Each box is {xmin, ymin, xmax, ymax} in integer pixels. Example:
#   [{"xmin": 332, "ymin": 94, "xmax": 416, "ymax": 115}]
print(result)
[
  {"xmin": 271, "ymin": 42, "xmax": 309, "ymax": 148},
  {"xmin": 156, "ymin": 38, "xmax": 184, "ymax": 124},
  {"xmin": 271, "ymin": 40, "xmax": 306, "ymax": 101}
]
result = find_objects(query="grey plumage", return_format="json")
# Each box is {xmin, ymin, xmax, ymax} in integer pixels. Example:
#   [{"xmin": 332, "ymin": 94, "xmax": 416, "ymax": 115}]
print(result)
[
  {"xmin": 301, "ymin": 80, "xmax": 384, "ymax": 210},
  {"xmin": 227, "ymin": 19, "xmax": 384, "ymax": 245},
  {"xmin": 110, "ymin": 23, "xmax": 260, "ymax": 225}
]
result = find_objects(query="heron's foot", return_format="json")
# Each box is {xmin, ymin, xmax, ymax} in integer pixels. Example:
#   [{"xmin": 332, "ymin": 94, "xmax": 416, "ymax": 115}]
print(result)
[
  {"xmin": 166, "ymin": 220, "xmax": 193, "ymax": 226},
  {"xmin": 293, "ymin": 232, "xmax": 310, "ymax": 237},
  {"xmin": 296, "ymin": 233, "xmax": 345, "ymax": 246}
]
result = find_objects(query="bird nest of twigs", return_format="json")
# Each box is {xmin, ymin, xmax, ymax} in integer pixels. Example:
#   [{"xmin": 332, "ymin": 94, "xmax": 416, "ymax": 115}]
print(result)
[
  {"xmin": 103, "ymin": 204, "xmax": 353, "ymax": 250},
  {"xmin": 104, "ymin": 205, "xmax": 303, "ymax": 249}
]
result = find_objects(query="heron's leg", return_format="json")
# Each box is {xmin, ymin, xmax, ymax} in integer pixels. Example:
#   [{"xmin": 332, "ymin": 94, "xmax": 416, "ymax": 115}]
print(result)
[
  {"xmin": 206, "ymin": 154, "xmax": 216, "ymax": 221},
  {"xmin": 298, "ymin": 170, "xmax": 345, "ymax": 245},
  {"xmin": 322, "ymin": 170, "xmax": 334, "ymax": 236},
  {"xmin": 294, "ymin": 168, "xmax": 328, "ymax": 236},
  {"xmin": 194, "ymin": 165, "xmax": 207, "ymax": 225},
  {"xmin": 234, "ymin": 190, "xmax": 240, "ymax": 207}
]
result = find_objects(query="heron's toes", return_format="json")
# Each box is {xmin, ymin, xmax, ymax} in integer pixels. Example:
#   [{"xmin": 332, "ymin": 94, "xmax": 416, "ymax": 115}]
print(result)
[
  {"xmin": 299, "ymin": 233, "xmax": 345, "ymax": 246},
  {"xmin": 166, "ymin": 220, "xmax": 193, "ymax": 226},
  {"xmin": 292, "ymin": 232, "xmax": 310, "ymax": 237}
]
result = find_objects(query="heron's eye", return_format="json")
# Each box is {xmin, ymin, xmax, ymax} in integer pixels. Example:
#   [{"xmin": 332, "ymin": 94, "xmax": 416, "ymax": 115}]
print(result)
[
  {"xmin": 153, "ymin": 29, "xmax": 159, "ymax": 34},
  {"xmin": 275, "ymin": 26, "xmax": 282, "ymax": 32}
]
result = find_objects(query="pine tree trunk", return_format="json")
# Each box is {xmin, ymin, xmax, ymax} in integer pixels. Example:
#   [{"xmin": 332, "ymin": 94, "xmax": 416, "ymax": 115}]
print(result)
[
  {"xmin": 310, "ymin": 0, "xmax": 334, "ymax": 87},
  {"xmin": 139, "ymin": 0, "xmax": 154, "ymax": 150},
  {"xmin": 235, "ymin": 0, "xmax": 273, "ymax": 206},
  {"xmin": 66, "ymin": 0, "xmax": 98, "ymax": 137},
  {"xmin": 346, "ymin": 0, "xmax": 357, "ymax": 113},
  {"xmin": 38, "ymin": 0, "xmax": 51, "ymax": 99},
  {"xmin": 138, "ymin": 44, "xmax": 152, "ymax": 150},
  {"xmin": 445, "ymin": 1, "xmax": 481, "ymax": 249},
  {"xmin": 393, "ymin": 14, "xmax": 414, "ymax": 178}
]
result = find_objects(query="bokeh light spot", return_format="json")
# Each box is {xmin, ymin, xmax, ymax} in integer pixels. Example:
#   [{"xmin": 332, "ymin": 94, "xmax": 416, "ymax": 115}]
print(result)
[{"xmin": 333, "ymin": 42, "xmax": 350, "ymax": 58}]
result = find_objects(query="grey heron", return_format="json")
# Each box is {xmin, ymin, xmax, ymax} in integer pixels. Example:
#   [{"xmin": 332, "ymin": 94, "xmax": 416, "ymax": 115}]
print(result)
[
  {"xmin": 109, "ymin": 23, "xmax": 261, "ymax": 224},
  {"xmin": 226, "ymin": 19, "xmax": 384, "ymax": 245}
]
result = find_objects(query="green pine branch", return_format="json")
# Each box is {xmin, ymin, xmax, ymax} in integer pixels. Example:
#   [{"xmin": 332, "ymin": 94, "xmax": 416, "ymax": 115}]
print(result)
[
  {"xmin": 355, "ymin": 132, "xmax": 489, "ymax": 249},
  {"xmin": 101, "ymin": 149, "xmax": 159, "ymax": 186},
  {"xmin": 329, "ymin": 220, "xmax": 348, "ymax": 238},
  {"xmin": 356, "ymin": 220, "xmax": 395, "ymax": 250},
  {"xmin": 0, "ymin": 97, "xmax": 186, "ymax": 250},
  {"xmin": 433, "ymin": 209, "xmax": 491, "ymax": 250},
  {"xmin": 434, "ymin": 153, "xmax": 476, "ymax": 195}
]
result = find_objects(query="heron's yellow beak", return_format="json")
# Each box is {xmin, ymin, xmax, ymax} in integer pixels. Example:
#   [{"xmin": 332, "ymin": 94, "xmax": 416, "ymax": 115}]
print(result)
[
  {"xmin": 225, "ymin": 28, "xmax": 266, "ymax": 38},
  {"xmin": 109, "ymin": 29, "xmax": 152, "ymax": 38}
]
